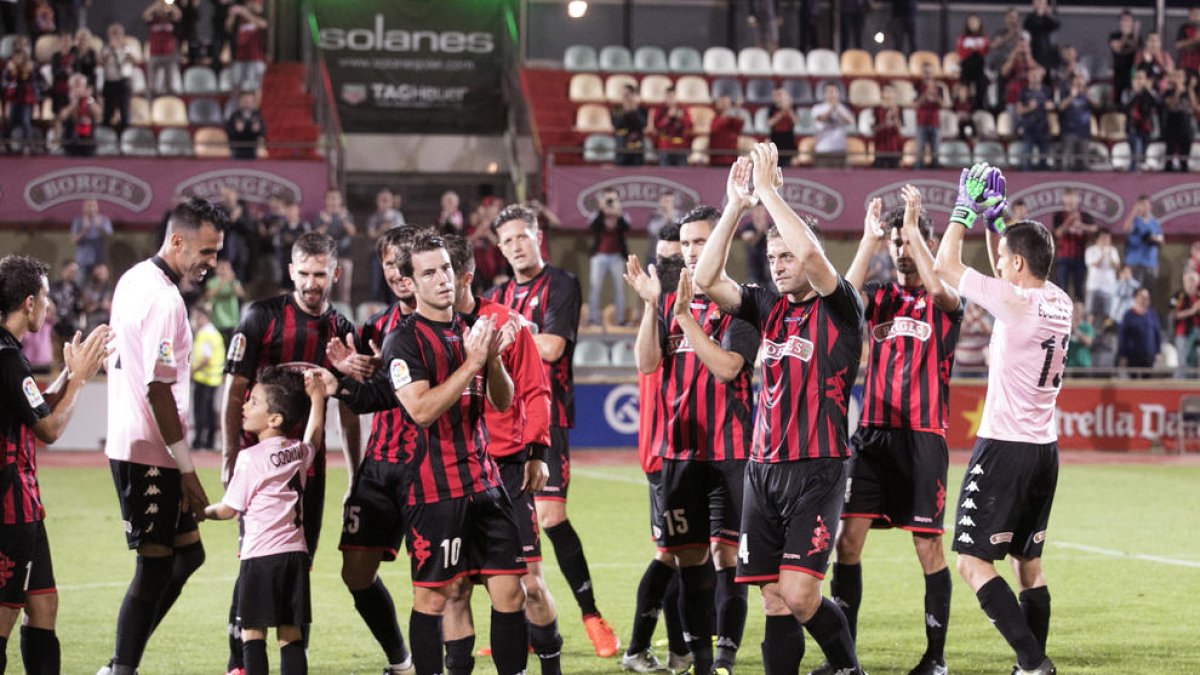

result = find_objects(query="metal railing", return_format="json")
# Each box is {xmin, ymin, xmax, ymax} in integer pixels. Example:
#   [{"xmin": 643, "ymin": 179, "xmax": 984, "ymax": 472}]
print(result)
[{"xmin": 302, "ymin": 0, "xmax": 345, "ymax": 191}]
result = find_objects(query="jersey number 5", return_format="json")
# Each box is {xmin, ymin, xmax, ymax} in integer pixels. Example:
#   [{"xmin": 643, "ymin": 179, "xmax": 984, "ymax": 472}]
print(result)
[{"xmin": 1038, "ymin": 334, "xmax": 1069, "ymax": 389}]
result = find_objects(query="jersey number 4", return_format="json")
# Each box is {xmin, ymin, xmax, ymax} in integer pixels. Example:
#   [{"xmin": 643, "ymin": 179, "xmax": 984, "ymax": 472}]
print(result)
[{"xmin": 1038, "ymin": 334, "xmax": 1069, "ymax": 389}]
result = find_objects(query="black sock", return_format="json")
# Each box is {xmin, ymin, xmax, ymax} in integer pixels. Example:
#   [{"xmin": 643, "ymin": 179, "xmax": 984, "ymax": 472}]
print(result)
[
  {"xmin": 243, "ymin": 638, "xmax": 268, "ymax": 675},
  {"xmin": 714, "ymin": 568, "xmax": 747, "ymax": 668},
  {"xmin": 761, "ymin": 614, "xmax": 803, "ymax": 675},
  {"xmin": 114, "ymin": 554, "xmax": 174, "ymax": 668},
  {"xmin": 1019, "ymin": 586, "xmax": 1052, "ymax": 654},
  {"xmin": 544, "ymin": 520, "xmax": 598, "ymax": 616},
  {"xmin": 227, "ymin": 577, "xmax": 244, "ymax": 670},
  {"xmin": 627, "ymin": 559, "xmax": 675, "ymax": 655},
  {"xmin": 679, "ymin": 563, "xmax": 716, "ymax": 672},
  {"xmin": 409, "ymin": 610, "xmax": 444, "ymax": 675},
  {"xmin": 802, "ymin": 597, "xmax": 858, "ymax": 671},
  {"xmin": 663, "ymin": 571, "xmax": 688, "ymax": 656},
  {"xmin": 0, "ymin": 634, "xmax": 7, "ymax": 674},
  {"xmin": 300, "ymin": 622, "xmax": 311, "ymax": 650},
  {"xmin": 923, "ymin": 567, "xmax": 952, "ymax": 661},
  {"xmin": 280, "ymin": 641, "xmax": 307, "ymax": 675},
  {"xmin": 490, "ymin": 609, "xmax": 529, "ymax": 675},
  {"xmin": 444, "ymin": 635, "xmax": 475, "ymax": 675},
  {"xmin": 976, "ymin": 577, "xmax": 1044, "ymax": 670},
  {"xmin": 352, "ymin": 578, "xmax": 410, "ymax": 664},
  {"xmin": 150, "ymin": 541, "xmax": 205, "ymax": 631},
  {"xmin": 830, "ymin": 562, "xmax": 863, "ymax": 641},
  {"xmin": 20, "ymin": 626, "xmax": 60, "ymax": 675},
  {"xmin": 530, "ymin": 620, "xmax": 563, "ymax": 675}
]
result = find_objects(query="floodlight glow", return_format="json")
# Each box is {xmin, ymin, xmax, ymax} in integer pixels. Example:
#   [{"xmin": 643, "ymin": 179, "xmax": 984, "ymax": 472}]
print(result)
[{"xmin": 567, "ymin": 0, "xmax": 588, "ymax": 19}]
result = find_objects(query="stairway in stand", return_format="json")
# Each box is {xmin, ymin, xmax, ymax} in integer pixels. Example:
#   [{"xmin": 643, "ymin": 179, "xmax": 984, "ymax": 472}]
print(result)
[{"xmin": 260, "ymin": 62, "xmax": 320, "ymax": 160}]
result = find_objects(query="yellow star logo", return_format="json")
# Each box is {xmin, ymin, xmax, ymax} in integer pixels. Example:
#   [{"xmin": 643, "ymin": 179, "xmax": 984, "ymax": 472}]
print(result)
[{"xmin": 961, "ymin": 396, "xmax": 986, "ymax": 439}]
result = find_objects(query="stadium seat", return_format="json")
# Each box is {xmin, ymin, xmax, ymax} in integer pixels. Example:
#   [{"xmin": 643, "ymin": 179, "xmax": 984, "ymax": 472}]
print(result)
[
  {"xmin": 939, "ymin": 140, "xmax": 972, "ymax": 167},
  {"xmin": 731, "ymin": 107, "xmax": 755, "ymax": 134},
  {"xmin": 745, "ymin": 78, "xmax": 775, "ymax": 105},
  {"xmin": 875, "ymin": 50, "xmax": 908, "ymax": 77},
  {"xmin": 674, "ymin": 76, "xmax": 711, "ymax": 104},
  {"xmin": 996, "ymin": 110, "xmax": 1014, "ymax": 138},
  {"xmin": 939, "ymin": 112, "xmax": 959, "ymax": 139},
  {"xmin": 564, "ymin": 45, "xmax": 599, "ymax": 71},
  {"xmin": 218, "ymin": 67, "xmax": 236, "ymax": 93},
  {"xmin": 689, "ymin": 106, "xmax": 716, "ymax": 135},
  {"xmin": 583, "ymin": 133, "xmax": 617, "ymax": 162},
  {"xmin": 942, "ymin": 51, "xmax": 961, "ymax": 78},
  {"xmin": 194, "ymin": 127, "xmax": 232, "ymax": 158},
  {"xmin": 183, "ymin": 66, "xmax": 219, "ymax": 95},
  {"xmin": 1006, "ymin": 142, "xmax": 1026, "ymax": 168},
  {"xmin": 848, "ymin": 79, "xmax": 882, "ymax": 108},
  {"xmin": 783, "ymin": 79, "xmax": 813, "ymax": 105},
  {"xmin": 1087, "ymin": 141, "xmax": 1111, "ymax": 171},
  {"xmin": 901, "ymin": 139, "xmax": 918, "ymax": 167},
  {"xmin": 972, "ymin": 110, "xmax": 997, "ymax": 138},
  {"xmin": 568, "ymin": 73, "xmax": 605, "ymax": 103},
  {"xmin": 794, "ymin": 107, "xmax": 815, "ymax": 135},
  {"xmin": 1144, "ymin": 142, "xmax": 1166, "ymax": 171},
  {"xmin": 840, "ymin": 49, "xmax": 874, "ymax": 77},
  {"xmin": 604, "ymin": 73, "xmax": 639, "ymax": 103},
  {"xmin": 639, "ymin": 74, "xmax": 672, "ymax": 104},
  {"xmin": 187, "ymin": 97, "xmax": 224, "ymax": 126},
  {"xmin": 752, "ymin": 107, "xmax": 772, "ymax": 135},
  {"xmin": 34, "ymin": 34, "xmax": 60, "ymax": 63},
  {"xmin": 599, "ymin": 45, "xmax": 633, "ymax": 71},
  {"xmin": 710, "ymin": 77, "xmax": 743, "ymax": 102},
  {"xmin": 95, "ymin": 126, "xmax": 120, "ymax": 156},
  {"xmin": 795, "ymin": 137, "xmax": 816, "ymax": 165},
  {"xmin": 157, "ymin": 127, "xmax": 193, "ymax": 156},
  {"xmin": 151, "ymin": 96, "xmax": 188, "ymax": 127},
  {"xmin": 129, "ymin": 67, "xmax": 147, "ymax": 96},
  {"xmin": 574, "ymin": 339, "xmax": 610, "ymax": 367},
  {"xmin": 1110, "ymin": 141, "xmax": 1131, "ymax": 170},
  {"xmin": 900, "ymin": 108, "xmax": 917, "ymax": 137},
  {"xmin": 857, "ymin": 108, "xmax": 875, "ymax": 136},
  {"xmin": 1099, "ymin": 112, "xmax": 1126, "ymax": 141},
  {"xmin": 703, "ymin": 47, "xmax": 738, "ymax": 75},
  {"xmin": 890, "ymin": 80, "xmax": 916, "ymax": 107},
  {"xmin": 633, "ymin": 46, "xmax": 668, "ymax": 73},
  {"xmin": 689, "ymin": 135, "xmax": 710, "ymax": 165},
  {"xmin": 847, "ymin": 137, "xmax": 872, "ymax": 166},
  {"xmin": 973, "ymin": 140, "xmax": 1007, "ymax": 166},
  {"xmin": 668, "ymin": 47, "xmax": 704, "ymax": 73},
  {"xmin": 574, "ymin": 103, "xmax": 614, "ymax": 133},
  {"xmin": 1088, "ymin": 83, "xmax": 1113, "ymax": 109},
  {"xmin": 120, "ymin": 127, "xmax": 157, "ymax": 156},
  {"xmin": 128, "ymin": 96, "xmax": 152, "ymax": 126},
  {"xmin": 771, "ymin": 48, "xmax": 807, "ymax": 76},
  {"xmin": 1190, "ymin": 143, "xmax": 1200, "ymax": 171},
  {"xmin": 0, "ymin": 35, "xmax": 19, "ymax": 59},
  {"xmin": 737, "ymin": 47, "xmax": 773, "ymax": 75},
  {"xmin": 909, "ymin": 50, "xmax": 941, "ymax": 76},
  {"xmin": 223, "ymin": 97, "xmax": 241, "ymax": 120},
  {"xmin": 123, "ymin": 35, "xmax": 144, "ymax": 62},
  {"xmin": 806, "ymin": 49, "xmax": 840, "ymax": 77}
]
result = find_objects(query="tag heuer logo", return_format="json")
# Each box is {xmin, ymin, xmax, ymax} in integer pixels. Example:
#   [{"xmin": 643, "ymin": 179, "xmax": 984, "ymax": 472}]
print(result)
[{"xmin": 341, "ymin": 84, "xmax": 368, "ymax": 106}]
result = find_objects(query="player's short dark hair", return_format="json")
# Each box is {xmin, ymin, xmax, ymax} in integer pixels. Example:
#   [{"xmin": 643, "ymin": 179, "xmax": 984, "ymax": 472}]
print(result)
[
  {"xmin": 169, "ymin": 197, "xmax": 229, "ymax": 234},
  {"xmin": 397, "ymin": 231, "xmax": 447, "ymax": 278},
  {"xmin": 443, "ymin": 234, "xmax": 475, "ymax": 276},
  {"xmin": 257, "ymin": 366, "xmax": 310, "ymax": 433},
  {"xmin": 679, "ymin": 205, "xmax": 720, "ymax": 228},
  {"xmin": 658, "ymin": 222, "xmax": 681, "ymax": 243},
  {"xmin": 0, "ymin": 255, "xmax": 49, "ymax": 315},
  {"xmin": 293, "ymin": 231, "xmax": 337, "ymax": 261},
  {"xmin": 883, "ymin": 206, "xmax": 934, "ymax": 241},
  {"xmin": 1002, "ymin": 221, "xmax": 1055, "ymax": 280},
  {"xmin": 655, "ymin": 255, "xmax": 685, "ymax": 293},
  {"xmin": 491, "ymin": 204, "xmax": 538, "ymax": 235},
  {"xmin": 766, "ymin": 220, "xmax": 822, "ymax": 243}
]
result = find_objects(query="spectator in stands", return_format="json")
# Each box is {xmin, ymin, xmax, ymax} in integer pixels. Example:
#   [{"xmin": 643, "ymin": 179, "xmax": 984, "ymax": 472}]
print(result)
[
  {"xmin": 53, "ymin": 0, "xmax": 87, "ymax": 34},
  {"xmin": 644, "ymin": 191, "xmax": 677, "ymax": 264},
  {"xmin": 21, "ymin": 310, "xmax": 54, "ymax": 374},
  {"xmin": 738, "ymin": 203, "xmax": 773, "ymax": 289},
  {"xmin": 914, "ymin": 64, "xmax": 947, "ymax": 169},
  {"xmin": 71, "ymin": 198, "xmax": 112, "ymax": 279},
  {"xmin": 1124, "ymin": 70, "xmax": 1159, "ymax": 172},
  {"xmin": 588, "ymin": 189, "xmax": 630, "ymax": 326},
  {"xmin": 1017, "ymin": 66, "xmax": 1052, "ymax": 170},
  {"xmin": 811, "ymin": 82, "xmax": 853, "ymax": 167},
  {"xmin": 226, "ymin": 91, "xmax": 266, "ymax": 159},
  {"xmin": 49, "ymin": 260, "xmax": 81, "ymax": 367},
  {"xmin": 3, "ymin": 49, "xmax": 40, "ymax": 153},
  {"xmin": 766, "ymin": 87, "xmax": 798, "ymax": 166},
  {"xmin": 1162, "ymin": 69, "xmax": 1196, "ymax": 172},
  {"xmin": 365, "ymin": 187, "xmax": 404, "ymax": 300},
  {"xmin": 1057, "ymin": 72, "xmax": 1091, "ymax": 171},
  {"xmin": 30, "ymin": 0, "xmax": 55, "ymax": 40},
  {"xmin": 205, "ymin": 258, "xmax": 243, "ymax": 346},
  {"xmin": 469, "ymin": 196, "xmax": 507, "ymax": 291},
  {"xmin": 956, "ymin": 14, "xmax": 990, "ymax": 111},
  {"xmin": 709, "ymin": 95, "xmax": 744, "ymax": 167},
  {"xmin": 952, "ymin": 83, "xmax": 975, "ymax": 139},
  {"xmin": 890, "ymin": 0, "xmax": 917, "ymax": 54},
  {"xmin": 1170, "ymin": 270, "xmax": 1200, "ymax": 374},
  {"xmin": 144, "ymin": 0, "xmax": 182, "ymax": 94},
  {"xmin": 100, "ymin": 22, "xmax": 136, "ymax": 133},
  {"xmin": 1134, "ymin": 32, "xmax": 1173, "ymax": 93},
  {"xmin": 990, "ymin": 7, "xmax": 1023, "ymax": 108},
  {"xmin": 1110, "ymin": 10, "xmax": 1141, "ymax": 105},
  {"xmin": 1052, "ymin": 45, "xmax": 1089, "ymax": 93},
  {"xmin": 1085, "ymin": 228, "xmax": 1120, "ymax": 323},
  {"xmin": 1112, "ymin": 265, "xmax": 1141, "ymax": 323},
  {"xmin": 176, "ymin": 0, "xmax": 200, "ymax": 64},
  {"xmin": 438, "ymin": 190, "xmax": 465, "ymax": 234},
  {"xmin": 612, "ymin": 84, "xmax": 648, "ymax": 167},
  {"xmin": 955, "ymin": 302, "xmax": 992, "ymax": 375},
  {"xmin": 49, "ymin": 32, "xmax": 77, "ymax": 114},
  {"xmin": 1001, "ymin": 36, "xmax": 1036, "ymax": 122},
  {"xmin": 1123, "ymin": 195, "xmax": 1162, "ymax": 290},
  {"xmin": 211, "ymin": 0, "xmax": 233, "ymax": 67},
  {"xmin": 747, "ymin": 0, "xmax": 779, "ymax": 53},
  {"xmin": 189, "ymin": 303, "xmax": 223, "ymax": 450},
  {"xmin": 651, "ymin": 85, "xmax": 692, "ymax": 166},
  {"xmin": 1024, "ymin": 0, "xmax": 1061, "ymax": 71},
  {"xmin": 1066, "ymin": 302, "xmax": 1094, "ymax": 370},
  {"xmin": 872, "ymin": 84, "xmax": 903, "ymax": 168},
  {"xmin": 275, "ymin": 196, "xmax": 311, "ymax": 290},
  {"xmin": 0, "ymin": 0, "xmax": 15, "ymax": 37},
  {"xmin": 316, "ymin": 187, "xmax": 357, "ymax": 304},
  {"xmin": 840, "ymin": 0, "xmax": 868, "ymax": 50},
  {"xmin": 219, "ymin": 186, "xmax": 254, "ymax": 282},
  {"xmin": 1052, "ymin": 187, "xmax": 1097, "ymax": 301},
  {"xmin": 227, "ymin": 0, "xmax": 267, "ymax": 91},
  {"xmin": 1188, "ymin": 240, "xmax": 1200, "ymax": 276},
  {"xmin": 1118, "ymin": 287, "xmax": 1162, "ymax": 377},
  {"xmin": 1177, "ymin": 7, "xmax": 1200, "ymax": 76},
  {"xmin": 1008, "ymin": 198, "xmax": 1030, "ymax": 223},
  {"xmin": 81, "ymin": 262, "xmax": 112, "ymax": 334},
  {"xmin": 73, "ymin": 27, "xmax": 98, "ymax": 89}
]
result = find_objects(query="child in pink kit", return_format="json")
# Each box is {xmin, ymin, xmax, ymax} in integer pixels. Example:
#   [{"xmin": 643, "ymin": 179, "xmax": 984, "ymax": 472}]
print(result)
[{"xmin": 204, "ymin": 366, "xmax": 325, "ymax": 675}]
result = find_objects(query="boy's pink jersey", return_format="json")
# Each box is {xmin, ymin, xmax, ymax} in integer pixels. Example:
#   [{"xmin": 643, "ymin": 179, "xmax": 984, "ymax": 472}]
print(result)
[{"xmin": 222, "ymin": 436, "xmax": 315, "ymax": 559}]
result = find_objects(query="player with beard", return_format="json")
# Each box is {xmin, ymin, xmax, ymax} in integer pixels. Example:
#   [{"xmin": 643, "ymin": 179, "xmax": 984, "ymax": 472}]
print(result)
[
  {"xmin": 219, "ymin": 232, "xmax": 359, "ymax": 674},
  {"xmin": 695, "ymin": 148, "xmax": 864, "ymax": 675}
]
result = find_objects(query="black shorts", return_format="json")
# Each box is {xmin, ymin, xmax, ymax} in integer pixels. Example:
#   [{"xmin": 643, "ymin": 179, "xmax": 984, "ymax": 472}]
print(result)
[
  {"xmin": 736, "ymin": 458, "xmax": 848, "ymax": 583},
  {"xmin": 534, "ymin": 426, "xmax": 571, "ymax": 502},
  {"xmin": 109, "ymin": 459, "xmax": 199, "ymax": 550},
  {"xmin": 498, "ymin": 453, "xmax": 542, "ymax": 564},
  {"xmin": 0, "ymin": 521, "xmax": 55, "ymax": 607},
  {"xmin": 951, "ymin": 438, "xmax": 1059, "ymax": 561},
  {"xmin": 302, "ymin": 449, "xmax": 327, "ymax": 562},
  {"xmin": 339, "ymin": 459, "xmax": 406, "ymax": 562},
  {"xmin": 844, "ymin": 427, "xmax": 950, "ymax": 534},
  {"xmin": 646, "ymin": 470, "xmax": 666, "ymax": 546},
  {"xmin": 404, "ymin": 487, "xmax": 526, "ymax": 588},
  {"xmin": 237, "ymin": 551, "xmax": 311, "ymax": 628},
  {"xmin": 659, "ymin": 459, "xmax": 746, "ymax": 551}
]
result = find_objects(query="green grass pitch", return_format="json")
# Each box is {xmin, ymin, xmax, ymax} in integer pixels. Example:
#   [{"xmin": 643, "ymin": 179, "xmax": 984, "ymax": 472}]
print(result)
[{"xmin": 38, "ymin": 460, "xmax": 1200, "ymax": 674}]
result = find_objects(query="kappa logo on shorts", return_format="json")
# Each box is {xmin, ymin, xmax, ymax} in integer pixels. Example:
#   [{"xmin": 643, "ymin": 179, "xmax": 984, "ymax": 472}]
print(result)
[
  {"xmin": 144, "ymin": 485, "xmax": 162, "ymax": 497},
  {"xmin": 958, "ymin": 515, "xmax": 976, "ymax": 527},
  {"xmin": 389, "ymin": 359, "xmax": 412, "ymax": 390},
  {"xmin": 961, "ymin": 498, "xmax": 977, "ymax": 510},
  {"xmin": 145, "ymin": 467, "xmax": 161, "ymax": 479},
  {"xmin": 0, "ymin": 552, "xmax": 14, "ymax": 589},
  {"xmin": 410, "ymin": 527, "xmax": 431, "ymax": 571},
  {"xmin": 970, "ymin": 465, "xmax": 985, "ymax": 475},
  {"xmin": 990, "ymin": 532, "xmax": 1014, "ymax": 545},
  {"xmin": 957, "ymin": 532, "xmax": 974, "ymax": 545},
  {"xmin": 965, "ymin": 480, "xmax": 980, "ymax": 492},
  {"xmin": 1033, "ymin": 530, "xmax": 1047, "ymax": 544},
  {"xmin": 807, "ymin": 516, "xmax": 831, "ymax": 556},
  {"xmin": 227, "ymin": 333, "xmax": 247, "ymax": 362},
  {"xmin": 21, "ymin": 377, "xmax": 45, "ymax": 409},
  {"xmin": 145, "ymin": 504, "xmax": 159, "ymax": 515}
]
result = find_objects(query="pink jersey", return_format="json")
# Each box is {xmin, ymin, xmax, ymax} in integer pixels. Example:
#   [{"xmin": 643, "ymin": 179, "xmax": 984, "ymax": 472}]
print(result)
[
  {"xmin": 958, "ymin": 268, "xmax": 1072, "ymax": 444},
  {"xmin": 222, "ymin": 436, "xmax": 314, "ymax": 560},
  {"xmin": 105, "ymin": 259, "xmax": 192, "ymax": 468}
]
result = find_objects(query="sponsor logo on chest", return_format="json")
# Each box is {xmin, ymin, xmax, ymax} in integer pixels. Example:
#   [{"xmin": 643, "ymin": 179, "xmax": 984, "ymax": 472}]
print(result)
[
  {"xmin": 761, "ymin": 335, "xmax": 814, "ymax": 362},
  {"xmin": 871, "ymin": 316, "xmax": 933, "ymax": 342}
]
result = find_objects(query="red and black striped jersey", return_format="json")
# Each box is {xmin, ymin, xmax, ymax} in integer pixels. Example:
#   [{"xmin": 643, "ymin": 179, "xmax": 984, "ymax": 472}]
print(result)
[
  {"xmin": 650, "ymin": 293, "xmax": 758, "ymax": 462},
  {"xmin": 484, "ymin": 266, "xmax": 581, "ymax": 428},
  {"xmin": 637, "ymin": 370, "xmax": 663, "ymax": 474},
  {"xmin": 734, "ymin": 279, "xmax": 864, "ymax": 463},
  {"xmin": 860, "ymin": 282, "xmax": 962, "ymax": 432},
  {"xmin": 381, "ymin": 312, "xmax": 502, "ymax": 505},
  {"xmin": 0, "ymin": 327, "xmax": 49, "ymax": 524},
  {"xmin": 359, "ymin": 302, "xmax": 416, "ymax": 465},
  {"xmin": 474, "ymin": 298, "xmax": 552, "ymax": 458}
]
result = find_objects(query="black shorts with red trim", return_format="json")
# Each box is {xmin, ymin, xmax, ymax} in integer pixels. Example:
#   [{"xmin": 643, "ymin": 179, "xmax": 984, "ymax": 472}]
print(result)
[
  {"xmin": 339, "ymin": 458, "xmax": 406, "ymax": 562},
  {"xmin": 497, "ymin": 451, "xmax": 542, "ymax": 564},
  {"xmin": 646, "ymin": 470, "xmax": 666, "ymax": 546},
  {"xmin": 403, "ymin": 487, "xmax": 526, "ymax": 587},
  {"xmin": 736, "ymin": 458, "xmax": 847, "ymax": 584},
  {"xmin": 658, "ymin": 458, "xmax": 746, "ymax": 551},
  {"xmin": 109, "ymin": 459, "xmax": 199, "ymax": 550},
  {"xmin": 534, "ymin": 426, "xmax": 571, "ymax": 502},
  {"xmin": 237, "ymin": 551, "xmax": 311, "ymax": 628},
  {"xmin": 951, "ymin": 437, "xmax": 1059, "ymax": 562},
  {"xmin": 843, "ymin": 427, "xmax": 950, "ymax": 533},
  {"xmin": 0, "ymin": 520, "xmax": 55, "ymax": 607}
]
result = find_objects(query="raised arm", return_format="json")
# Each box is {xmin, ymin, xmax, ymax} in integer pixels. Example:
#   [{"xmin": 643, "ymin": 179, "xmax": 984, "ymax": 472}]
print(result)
[
  {"xmin": 30, "ymin": 327, "xmax": 111, "ymax": 443},
  {"xmin": 900, "ymin": 185, "xmax": 960, "ymax": 312},
  {"xmin": 694, "ymin": 158, "xmax": 753, "ymax": 311},
  {"xmin": 672, "ymin": 269, "xmax": 746, "ymax": 383},
  {"xmin": 221, "ymin": 373, "xmax": 250, "ymax": 485},
  {"xmin": 303, "ymin": 371, "xmax": 328, "ymax": 448},
  {"xmin": 394, "ymin": 317, "xmax": 498, "ymax": 427},
  {"xmin": 625, "ymin": 254, "xmax": 664, "ymax": 373},
  {"xmin": 845, "ymin": 197, "xmax": 885, "ymax": 291}
]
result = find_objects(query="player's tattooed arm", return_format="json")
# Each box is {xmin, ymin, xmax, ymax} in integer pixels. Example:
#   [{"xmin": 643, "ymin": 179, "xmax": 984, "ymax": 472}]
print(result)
[
  {"xmin": 900, "ymin": 185, "xmax": 960, "ymax": 312},
  {"xmin": 695, "ymin": 157, "xmax": 752, "ymax": 313}
]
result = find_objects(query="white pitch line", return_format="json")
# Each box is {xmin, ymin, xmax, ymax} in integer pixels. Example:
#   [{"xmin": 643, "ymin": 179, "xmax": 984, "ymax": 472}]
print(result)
[{"xmin": 1053, "ymin": 541, "xmax": 1200, "ymax": 569}]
